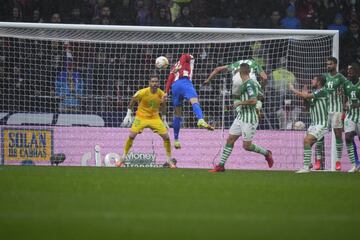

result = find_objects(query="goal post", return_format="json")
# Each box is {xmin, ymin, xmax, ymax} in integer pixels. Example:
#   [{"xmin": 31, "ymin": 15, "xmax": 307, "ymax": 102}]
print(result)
[{"xmin": 0, "ymin": 22, "xmax": 342, "ymax": 170}]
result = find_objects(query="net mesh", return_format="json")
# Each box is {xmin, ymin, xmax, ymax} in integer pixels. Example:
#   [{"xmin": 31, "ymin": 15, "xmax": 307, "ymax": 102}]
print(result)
[{"xmin": 0, "ymin": 24, "xmax": 336, "ymax": 168}]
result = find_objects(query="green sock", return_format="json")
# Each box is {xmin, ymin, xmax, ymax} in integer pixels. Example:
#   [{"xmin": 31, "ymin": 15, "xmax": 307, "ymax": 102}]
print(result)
[
  {"xmin": 249, "ymin": 144, "xmax": 268, "ymax": 156},
  {"xmin": 336, "ymin": 138, "xmax": 343, "ymax": 161},
  {"xmin": 219, "ymin": 144, "xmax": 233, "ymax": 166},
  {"xmin": 315, "ymin": 138, "xmax": 324, "ymax": 160},
  {"xmin": 304, "ymin": 146, "xmax": 311, "ymax": 166},
  {"xmin": 346, "ymin": 142, "xmax": 356, "ymax": 164}
]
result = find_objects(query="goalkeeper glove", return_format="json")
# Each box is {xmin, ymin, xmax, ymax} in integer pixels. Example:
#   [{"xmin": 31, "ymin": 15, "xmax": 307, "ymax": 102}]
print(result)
[
  {"xmin": 162, "ymin": 115, "xmax": 169, "ymax": 129},
  {"xmin": 122, "ymin": 109, "xmax": 134, "ymax": 127}
]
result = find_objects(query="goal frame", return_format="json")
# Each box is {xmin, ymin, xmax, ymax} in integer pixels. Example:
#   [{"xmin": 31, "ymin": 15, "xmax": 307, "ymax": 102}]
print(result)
[{"xmin": 0, "ymin": 22, "xmax": 340, "ymax": 171}]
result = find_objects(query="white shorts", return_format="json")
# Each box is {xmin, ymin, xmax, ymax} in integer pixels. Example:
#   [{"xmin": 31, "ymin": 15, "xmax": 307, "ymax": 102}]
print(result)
[
  {"xmin": 344, "ymin": 117, "xmax": 360, "ymax": 135},
  {"xmin": 328, "ymin": 112, "xmax": 343, "ymax": 129},
  {"xmin": 229, "ymin": 118, "xmax": 258, "ymax": 141},
  {"xmin": 307, "ymin": 124, "xmax": 328, "ymax": 140}
]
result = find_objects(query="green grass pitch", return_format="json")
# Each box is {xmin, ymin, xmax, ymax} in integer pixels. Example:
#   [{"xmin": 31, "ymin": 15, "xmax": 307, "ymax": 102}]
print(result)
[{"xmin": 0, "ymin": 166, "xmax": 359, "ymax": 240}]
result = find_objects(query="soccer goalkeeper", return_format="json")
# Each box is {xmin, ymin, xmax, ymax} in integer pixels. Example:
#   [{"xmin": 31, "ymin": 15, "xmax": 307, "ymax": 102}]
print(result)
[{"xmin": 116, "ymin": 75, "xmax": 176, "ymax": 168}]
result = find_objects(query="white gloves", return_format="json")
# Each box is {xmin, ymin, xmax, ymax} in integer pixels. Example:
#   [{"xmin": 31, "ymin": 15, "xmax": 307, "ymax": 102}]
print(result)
[
  {"xmin": 122, "ymin": 109, "xmax": 134, "ymax": 127},
  {"xmin": 162, "ymin": 115, "xmax": 169, "ymax": 129}
]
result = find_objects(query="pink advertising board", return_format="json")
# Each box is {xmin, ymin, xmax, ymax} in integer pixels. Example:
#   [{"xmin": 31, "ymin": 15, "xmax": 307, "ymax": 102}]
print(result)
[{"xmin": 1, "ymin": 126, "xmax": 355, "ymax": 171}]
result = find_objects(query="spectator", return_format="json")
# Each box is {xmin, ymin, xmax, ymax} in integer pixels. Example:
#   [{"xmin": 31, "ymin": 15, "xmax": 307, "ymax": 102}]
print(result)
[
  {"xmin": 281, "ymin": 5, "xmax": 302, "ymax": 29},
  {"xmin": 29, "ymin": 8, "xmax": 43, "ymax": 23},
  {"xmin": 263, "ymin": 10, "xmax": 282, "ymax": 29},
  {"xmin": 66, "ymin": 7, "xmax": 85, "ymax": 24},
  {"xmin": 99, "ymin": 6, "xmax": 115, "ymax": 24},
  {"xmin": 133, "ymin": 0, "xmax": 152, "ymax": 26},
  {"xmin": 209, "ymin": 0, "xmax": 233, "ymax": 28},
  {"xmin": 327, "ymin": 13, "xmax": 348, "ymax": 37},
  {"xmin": 7, "ymin": 7, "xmax": 23, "ymax": 22},
  {"xmin": 173, "ymin": 6, "xmax": 194, "ymax": 27},
  {"xmin": 297, "ymin": 0, "xmax": 319, "ymax": 29},
  {"xmin": 153, "ymin": 6, "xmax": 172, "ymax": 26},
  {"xmin": 342, "ymin": 21, "xmax": 360, "ymax": 68},
  {"xmin": 55, "ymin": 63, "xmax": 84, "ymax": 113},
  {"xmin": 50, "ymin": 13, "xmax": 61, "ymax": 23}
]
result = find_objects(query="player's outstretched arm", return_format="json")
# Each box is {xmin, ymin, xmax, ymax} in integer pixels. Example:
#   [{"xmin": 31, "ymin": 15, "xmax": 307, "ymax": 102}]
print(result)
[
  {"xmin": 203, "ymin": 65, "xmax": 228, "ymax": 85},
  {"xmin": 122, "ymin": 96, "xmax": 137, "ymax": 127},
  {"xmin": 160, "ymin": 95, "xmax": 169, "ymax": 129},
  {"xmin": 259, "ymin": 71, "xmax": 268, "ymax": 87},
  {"xmin": 288, "ymin": 83, "xmax": 313, "ymax": 100}
]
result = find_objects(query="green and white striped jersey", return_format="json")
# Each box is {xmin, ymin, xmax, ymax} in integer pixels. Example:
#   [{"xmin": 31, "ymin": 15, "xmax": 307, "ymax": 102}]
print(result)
[
  {"xmin": 227, "ymin": 59, "xmax": 264, "ymax": 96},
  {"xmin": 344, "ymin": 80, "xmax": 360, "ymax": 123},
  {"xmin": 323, "ymin": 72, "xmax": 347, "ymax": 112},
  {"xmin": 235, "ymin": 79, "xmax": 258, "ymax": 124},
  {"xmin": 309, "ymin": 87, "xmax": 329, "ymax": 126}
]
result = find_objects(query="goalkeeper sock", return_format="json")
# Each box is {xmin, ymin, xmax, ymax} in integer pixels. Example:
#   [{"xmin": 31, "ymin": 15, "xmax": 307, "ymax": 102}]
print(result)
[
  {"xmin": 304, "ymin": 145, "xmax": 311, "ymax": 166},
  {"xmin": 191, "ymin": 103, "xmax": 203, "ymax": 120},
  {"xmin": 315, "ymin": 137, "xmax": 324, "ymax": 160},
  {"xmin": 123, "ymin": 137, "xmax": 134, "ymax": 155},
  {"xmin": 219, "ymin": 144, "xmax": 233, "ymax": 166},
  {"xmin": 346, "ymin": 142, "xmax": 356, "ymax": 164},
  {"xmin": 353, "ymin": 140, "xmax": 359, "ymax": 163},
  {"xmin": 336, "ymin": 138, "xmax": 343, "ymax": 161},
  {"xmin": 173, "ymin": 116, "xmax": 182, "ymax": 140},
  {"xmin": 163, "ymin": 139, "xmax": 172, "ymax": 158},
  {"xmin": 249, "ymin": 144, "xmax": 268, "ymax": 156}
]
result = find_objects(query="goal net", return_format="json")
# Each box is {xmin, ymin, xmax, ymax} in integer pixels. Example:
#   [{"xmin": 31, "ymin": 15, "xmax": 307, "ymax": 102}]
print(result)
[{"xmin": 0, "ymin": 22, "xmax": 341, "ymax": 170}]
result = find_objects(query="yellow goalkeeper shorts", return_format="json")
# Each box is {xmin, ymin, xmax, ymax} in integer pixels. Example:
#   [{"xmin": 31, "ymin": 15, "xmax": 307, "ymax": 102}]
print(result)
[{"xmin": 131, "ymin": 117, "xmax": 168, "ymax": 135}]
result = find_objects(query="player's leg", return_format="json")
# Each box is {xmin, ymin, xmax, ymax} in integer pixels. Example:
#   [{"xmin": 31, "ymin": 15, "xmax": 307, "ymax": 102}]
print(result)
[
  {"xmin": 296, "ymin": 125, "xmax": 326, "ymax": 173},
  {"xmin": 171, "ymin": 82, "xmax": 183, "ymax": 149},
  {"xmin": 314, "ymin": 137, "xmax": 324, "ymax": 170},
  {"xmin": 332, "ymin": 112, "xmax": 344, "ymax": 170},
  {"xmin": 182, "ymin": 79, "xmax": 214, "ymax": 130},
  {"xmin": 241, "ymin": 121, "xmax": 273, "ymax": 168},
  {"xmin": 353, "ymin": 140, "xmax": 359, "ymax": 164},
  {"xmin": 173, "ymin": 106, "xmax": 182, "ymax": 149},
  {"xmin": 159, "ymin": 132, "xmax": 176, "ymax": 168},
  {"xmin": 116, "ymin": 117, "xmax": 143, "ymax": 167},
  {"xmin": 209, "ymin": 118, "xmax": 241, "ymax": 172},
  {"xmin": 151, "ymin": 118, "xmax": 176, "ymax": 168},
  {"xmin": 344, "ymin": 118, "xmax": 360, "ymax": 172}
]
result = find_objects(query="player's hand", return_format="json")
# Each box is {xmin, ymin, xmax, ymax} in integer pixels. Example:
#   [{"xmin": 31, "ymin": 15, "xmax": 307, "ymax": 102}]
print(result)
[
  {"xmin": 161, "ymin": 93, "xmax": 168, "ymax": 103},
  {"xmin": 162, "ymin": 115, "xmax": 169, "ymax": 129},
  {"xmin": 203, "ymin": 79, "xmax": 210, "ymax": 85},
  {"xmin": 122, "ymin": 109, "xmax": 134, "ymax": 127},
  {"xmin": 288, "ymin": 83, "xmax": 295, "ymax": 91}
]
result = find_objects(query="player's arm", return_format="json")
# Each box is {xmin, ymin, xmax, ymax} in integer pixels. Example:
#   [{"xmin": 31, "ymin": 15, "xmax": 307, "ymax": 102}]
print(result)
[
  {"xmin": 233, "ymin": 83, "xmax": 258, "ymax": 107},
  {"xmin": 288, "ymin": 84, "xmax": 313, "ymax": 99},
  {"xmin": 160, "ymin": 92, "xmax": 169, "ymax": 128},
  {"xmin": 203, "ymin": 65, "xmax": 228, "ymax": 85},
  {"xmin": 233, "ymin": 98, "xmax": 257, "ymax": 107},
  {"xmin": 165, "ymin": 72, "xmax": 175, "ymax": 94},
  {"xmin": 259, "ymin": 71, "xmax": 268, "ymax": 87},
  {"xmin": 122, "ymin": 91, "xmax": 140, "ymax": 126}
]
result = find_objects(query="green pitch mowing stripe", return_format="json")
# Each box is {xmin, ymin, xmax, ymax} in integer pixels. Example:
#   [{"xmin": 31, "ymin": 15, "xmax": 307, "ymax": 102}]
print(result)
[{"xmin": 0, "ymin": 166, "xmax": 359, "ymax": 240}]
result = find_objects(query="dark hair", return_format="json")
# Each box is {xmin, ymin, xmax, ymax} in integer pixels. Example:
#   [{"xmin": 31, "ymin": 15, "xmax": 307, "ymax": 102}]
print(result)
[
  {"xmin": 327, "ymin": 56, "xmax": 337, "ymax": 64},
  {"xmin": 240, "ymin": 63, "xmax": 250, "ymax": 74},
  {"xmin": 315, "ymin": 75, "xmax": 326, "ymax": 86},
  {"xmin": 149, "ymin": 75, "xmax": 159, "ymax": 80}
]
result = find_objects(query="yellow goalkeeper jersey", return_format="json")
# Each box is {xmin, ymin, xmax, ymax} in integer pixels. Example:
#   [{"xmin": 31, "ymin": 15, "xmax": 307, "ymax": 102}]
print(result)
[{"xmin": 134, "ymin": 87, "xmax": 165, "ymax": 119}]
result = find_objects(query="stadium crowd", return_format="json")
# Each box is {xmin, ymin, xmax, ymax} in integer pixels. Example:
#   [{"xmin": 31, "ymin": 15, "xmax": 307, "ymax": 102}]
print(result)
[
  {"xmin": 1, "ymin": 0, "xmax": 360, "ymax": 129},
  {"xmin": 1, "ymin": 0, "xmax": 360, "ymax": 69}
]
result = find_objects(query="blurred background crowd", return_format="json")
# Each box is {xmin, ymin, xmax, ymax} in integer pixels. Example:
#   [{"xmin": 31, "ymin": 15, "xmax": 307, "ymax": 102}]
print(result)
[{"xmin": 1, "ymin": 0, "xmax": 360, "ymax": 68}]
